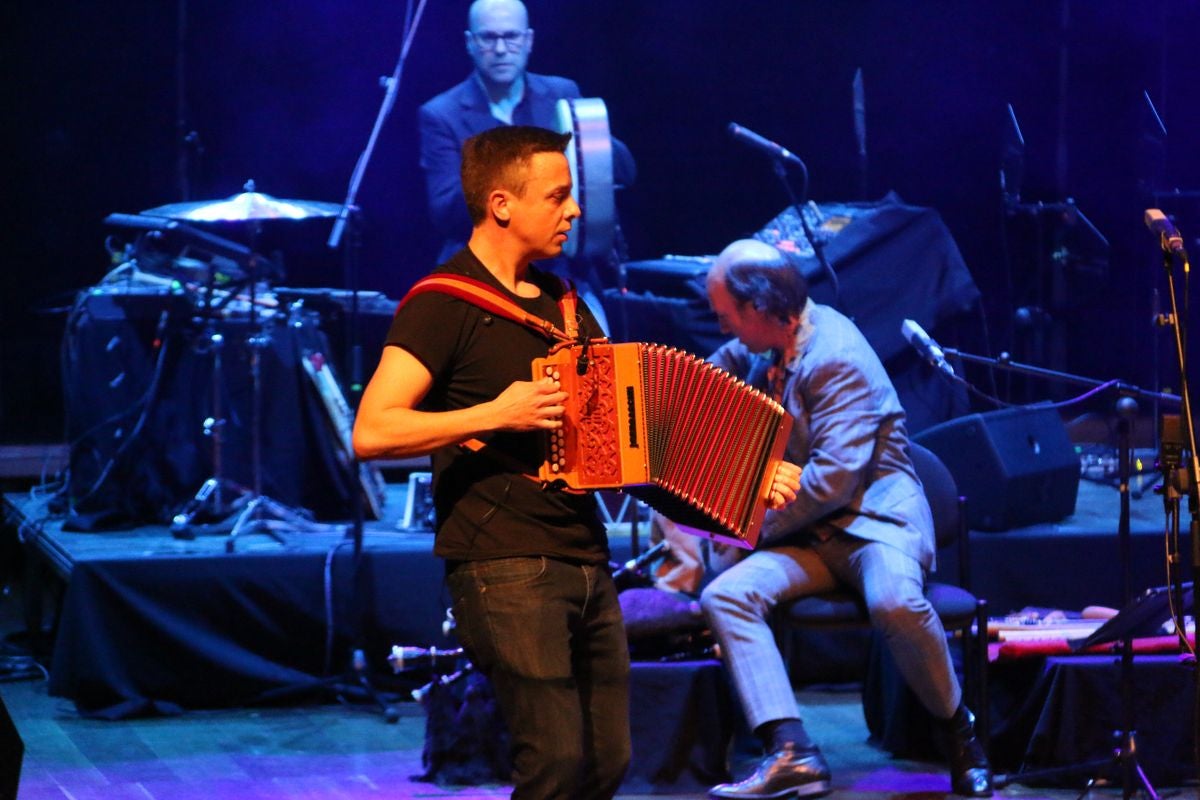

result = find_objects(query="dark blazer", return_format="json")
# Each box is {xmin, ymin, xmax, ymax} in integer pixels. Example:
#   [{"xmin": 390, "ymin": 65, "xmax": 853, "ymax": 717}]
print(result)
[{"xmin": 418, "ymin": 72, "xmax": 582, "ymax": 262}]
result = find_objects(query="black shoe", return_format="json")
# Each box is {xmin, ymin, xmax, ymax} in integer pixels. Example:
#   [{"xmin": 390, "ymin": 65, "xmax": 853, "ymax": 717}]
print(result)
[
  {"xmin": 708, "ymin": 744, "xmax": 832, "ymax": 799},
  {"xmin": 944, "ymin": 706, "xmax": 993, "ymax": 797}
]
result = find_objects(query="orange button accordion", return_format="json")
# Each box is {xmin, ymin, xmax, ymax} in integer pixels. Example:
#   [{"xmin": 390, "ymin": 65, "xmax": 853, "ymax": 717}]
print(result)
[{"xmin": 533, "ymin": 342, "xmax": 793, "ymax": 549}]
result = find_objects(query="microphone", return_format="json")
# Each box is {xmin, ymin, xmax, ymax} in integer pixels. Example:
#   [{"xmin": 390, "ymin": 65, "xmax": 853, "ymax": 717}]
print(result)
[
  {"xmin": 728, "ymin": 122, "xmax": 806, "ymax": 169},
  {"xmin": 901, "ymin": 319, "xmax": 955, "ymax": 377},
  {"xmin": 615, "ymin": 540, "xmax": 669, "ymax": 577},
  {"xmin": 1144, "ymin": 208, "xmax": 1185, "ymax": 254},
  {"xmin": 612, "ymin": 540, "xmax": 669, "ymax": 590}
]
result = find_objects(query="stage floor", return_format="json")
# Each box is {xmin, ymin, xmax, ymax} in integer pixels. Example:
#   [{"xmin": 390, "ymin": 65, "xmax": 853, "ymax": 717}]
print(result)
[{"xmin": 3, "ymin": 676, "xmax": 1100, "ymax": 800}]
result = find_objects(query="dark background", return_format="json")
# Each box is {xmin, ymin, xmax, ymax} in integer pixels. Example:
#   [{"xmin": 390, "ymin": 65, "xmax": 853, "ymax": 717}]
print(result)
[{"xmin": 6, "ymin": 1, "xmax": 1200, "ymax": 444}]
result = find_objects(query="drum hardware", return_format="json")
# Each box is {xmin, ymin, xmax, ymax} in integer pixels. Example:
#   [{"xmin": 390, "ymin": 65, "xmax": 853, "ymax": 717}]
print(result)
[
  {"xmin": 168, "ymin": 319, "xmax": 251, "ymax": 539},
  {"xmin": 138, "ymin": 181, "xmax": 348, "ymax": 548},
  {"xmin": 225, "ymin": 188, "xmax": 346, "ymax": 551},
  {"xmin": 171, "ymin": 245, "xmax": 283, "ymax": 539},
  {"xmin": 141, "ymin": 185, "xmax": 343, "ymax": 222},
  {"xmin": 104, "ymin": 212, "xmax": 275, "ymax": 278}
]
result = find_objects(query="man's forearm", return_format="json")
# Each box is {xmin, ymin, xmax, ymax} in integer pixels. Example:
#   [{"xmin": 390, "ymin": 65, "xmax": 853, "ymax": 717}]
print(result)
[{"xmin": 352, "ymin": 401, "xmax": 500, "ymax": 461}]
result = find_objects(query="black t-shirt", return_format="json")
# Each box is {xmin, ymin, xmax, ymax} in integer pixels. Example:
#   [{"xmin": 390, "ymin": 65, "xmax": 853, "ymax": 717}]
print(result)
[{"xmin": 385, "ymin": 248, "xmax": 609, "ymax": 564}]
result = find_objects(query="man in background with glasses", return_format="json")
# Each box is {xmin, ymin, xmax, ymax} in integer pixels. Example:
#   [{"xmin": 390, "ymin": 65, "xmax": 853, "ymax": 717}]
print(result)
[{"xmin": 418, "ymin": 0, "xmax": 636, "ymax": 268}]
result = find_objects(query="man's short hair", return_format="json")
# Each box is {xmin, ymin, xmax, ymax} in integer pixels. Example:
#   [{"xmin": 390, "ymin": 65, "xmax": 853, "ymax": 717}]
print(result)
[
  {"xmin": 460, "ymin": 126, "xmax": 572, "ymax": 225},
  {"xmin": 722, "ymin": 243, "xmax": 809, "ymax": 323}
]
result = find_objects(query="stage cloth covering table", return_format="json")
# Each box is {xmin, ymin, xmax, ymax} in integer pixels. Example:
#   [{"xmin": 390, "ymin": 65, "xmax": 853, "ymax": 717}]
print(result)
[
  {"xmin": 605, "ymin": 193, "xmax": 980, "ymax": 435},
  {"xmin": 866, "ymin": 645, "xmax": 1197, "ymax": 787},
  {"xmin": 61, "ymin": 293, "xmax": 359, "ymax": 529}
]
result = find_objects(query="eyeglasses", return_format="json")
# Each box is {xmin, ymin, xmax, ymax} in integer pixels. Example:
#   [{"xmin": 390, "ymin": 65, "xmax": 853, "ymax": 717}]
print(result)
[{"xmin": 469, "ymin": 30, "xmax": 528, "ymax": 50}]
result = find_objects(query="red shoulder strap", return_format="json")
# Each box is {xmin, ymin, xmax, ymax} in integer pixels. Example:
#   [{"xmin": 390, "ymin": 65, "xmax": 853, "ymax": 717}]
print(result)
[
  {"xmin": 397, "ymin": 273, "xmax": 581, "ymax": 344},
  {"xmin": 397, "ymin": 272, "xmax": 595, "ymax": 480}
]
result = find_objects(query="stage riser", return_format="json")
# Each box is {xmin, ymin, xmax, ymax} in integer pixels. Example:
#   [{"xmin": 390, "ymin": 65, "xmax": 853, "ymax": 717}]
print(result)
[{"xmin": 941, "ymin": 529, "xmax": 1193, "ymax": 615}]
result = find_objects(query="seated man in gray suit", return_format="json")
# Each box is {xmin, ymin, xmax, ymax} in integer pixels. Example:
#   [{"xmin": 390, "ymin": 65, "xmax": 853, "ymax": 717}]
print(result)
[
  {"xmin": 418, "ymin": 0, "xmax": 635, "ymax": 266},
  {"xmin": 699, "ymin": 239, "xmax": 992, "ymax": 799}
]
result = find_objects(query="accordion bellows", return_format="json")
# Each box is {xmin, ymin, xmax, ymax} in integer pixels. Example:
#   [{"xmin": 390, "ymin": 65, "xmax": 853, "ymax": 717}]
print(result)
[{"xmin": 534, "ymin": 342, "xmax": 793, "ymax": 548}]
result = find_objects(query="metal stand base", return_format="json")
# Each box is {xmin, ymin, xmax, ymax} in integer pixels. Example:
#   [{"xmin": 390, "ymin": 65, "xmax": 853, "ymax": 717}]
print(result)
[
  {"xmin": 1074, "ymin": 731, "xmax": 1161, "ymax": 800},
  {"xmin": 996, "ymin": 734, "xmax": 1161, "ymax": 799},
  {"xmin": 249, "ymin": 648, "xmax": 401, "ymax": 723},
  {"xmin": 171, "ymin": 477, "xmax": 250, "ymax": 539},
  {"xmin": 225, "ymin": 494, "xmax": 347, "ymax": 553}
]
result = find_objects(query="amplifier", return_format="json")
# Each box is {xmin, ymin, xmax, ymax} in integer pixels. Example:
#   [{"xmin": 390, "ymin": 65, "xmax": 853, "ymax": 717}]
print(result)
[{"xmin": 915, "ymin": 406, "xmax": 1080, "ymax": 531}]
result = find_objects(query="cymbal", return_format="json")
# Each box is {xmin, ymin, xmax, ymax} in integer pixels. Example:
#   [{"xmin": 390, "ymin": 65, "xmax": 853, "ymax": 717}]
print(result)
[{"xmin": 142, "ymin": 191, "xmax": 343, "ymax": 222}]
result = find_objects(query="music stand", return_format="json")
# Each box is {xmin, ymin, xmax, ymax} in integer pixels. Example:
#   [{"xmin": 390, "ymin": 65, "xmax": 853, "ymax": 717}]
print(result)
[
  {"xmin": 1072, "ymin": 583, "xmax": 1193, "ymax": 652},
  {"xmin": 1057, "ymin": 583, "xmax": 1194, "ymax": 799},
  {"xmin": 940, "ymin": 348, "xmax": 1183, "ymax": 796}
]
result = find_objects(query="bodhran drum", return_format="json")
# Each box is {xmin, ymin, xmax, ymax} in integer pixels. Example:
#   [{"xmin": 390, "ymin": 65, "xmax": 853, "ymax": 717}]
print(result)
[{"xmin": 554, "ymin": 97, "xmax": 615, "ymax": 261}]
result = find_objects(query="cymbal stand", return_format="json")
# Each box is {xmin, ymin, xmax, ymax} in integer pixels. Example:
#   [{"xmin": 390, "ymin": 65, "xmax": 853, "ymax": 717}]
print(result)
[
  {"xmin": 171, "ymin": 263, "xmax": 250, "ymax": 538},
  {"xmin": 226, "ymin": 223, "xmax": 340, "ymax": 552},
  {"xmin": 769, "ymin": 156, "xmax": 843, "ymax": 313}
]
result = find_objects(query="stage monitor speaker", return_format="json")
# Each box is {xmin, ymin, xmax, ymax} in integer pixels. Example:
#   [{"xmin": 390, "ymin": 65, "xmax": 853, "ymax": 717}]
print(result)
[
  {"xmin": 914, "ymin": 405, "xmax": 1080, "ymax": 531},
  {"xmin": 0, "ymin": 691, "xmax": 23, "ymax": 800}
]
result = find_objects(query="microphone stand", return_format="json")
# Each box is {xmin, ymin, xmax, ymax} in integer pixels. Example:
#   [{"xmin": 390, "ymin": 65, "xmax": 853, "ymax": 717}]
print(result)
[
  {"xmin": 942, "ymin": 348, "xmax": 1180, "ymax": 410},
  {"xmin": 948, "ymin": 347, "xmax": 1182, "ymax": 797},
  {"xmin": 768, "ymin": 157, "xmax": 844, "ymax": 313},
  {"xmin": 273, "ymin": 0, "xmax": 428, "ymax": 720},
  {"xmin": 1151, "ymin": 230, "xmax": 1200, "ymax": 788}
]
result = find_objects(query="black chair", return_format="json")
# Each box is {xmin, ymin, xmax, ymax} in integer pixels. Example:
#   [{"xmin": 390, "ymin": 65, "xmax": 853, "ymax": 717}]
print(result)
[{"xmin": 774, "ymin": 441, "xmax": 989, "ymax": 744}]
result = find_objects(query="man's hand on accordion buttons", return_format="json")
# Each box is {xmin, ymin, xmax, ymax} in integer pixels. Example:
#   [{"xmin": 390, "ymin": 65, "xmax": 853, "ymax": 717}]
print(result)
[
  {"xmin": 767, "ymin": 461, "xmax": 802, "ymax": 510},
  {"xmin": 491, "ymin": 377, "xmax": 569, "ymax": 432}
]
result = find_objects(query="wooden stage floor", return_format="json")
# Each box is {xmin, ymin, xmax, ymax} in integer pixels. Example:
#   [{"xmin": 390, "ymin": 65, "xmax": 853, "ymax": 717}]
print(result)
[{"xmin": 4, "ymin": 673, "xmax": 1100, "ymax": 800}]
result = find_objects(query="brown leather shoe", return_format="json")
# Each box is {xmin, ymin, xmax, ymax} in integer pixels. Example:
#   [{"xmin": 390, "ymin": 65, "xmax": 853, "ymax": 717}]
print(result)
[{"xmin": 708, "ymin": 744, "xmax": 832, "ymax": 799}]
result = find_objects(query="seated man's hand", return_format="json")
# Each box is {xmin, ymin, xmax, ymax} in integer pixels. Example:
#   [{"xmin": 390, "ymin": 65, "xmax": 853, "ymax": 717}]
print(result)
[{"xmin": 766, "ymin": 460, "xmax": 802, "ymax": 510}]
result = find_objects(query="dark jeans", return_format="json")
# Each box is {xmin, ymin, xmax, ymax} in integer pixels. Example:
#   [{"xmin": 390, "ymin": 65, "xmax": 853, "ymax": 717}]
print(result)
[{"xmin": 446, "ymin": 556, "xmax": 632, "ymax": 800}]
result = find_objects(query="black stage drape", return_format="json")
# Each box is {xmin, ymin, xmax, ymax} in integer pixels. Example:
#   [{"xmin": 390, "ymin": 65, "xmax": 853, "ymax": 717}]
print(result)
[
  {"xmin": 46, "ymin": 544, "xmax": 456, "ymax": 717},
  {"xmin": 866, "ymin": 644, "xmax": 1196, "ymax": 787},
  {"xmin": 604, "ymin": 194, "xmax": 979, "ymax": 434},
  {"xmin": 59, "ymin": 289, "xmax": 357, "ymax": 529}
]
